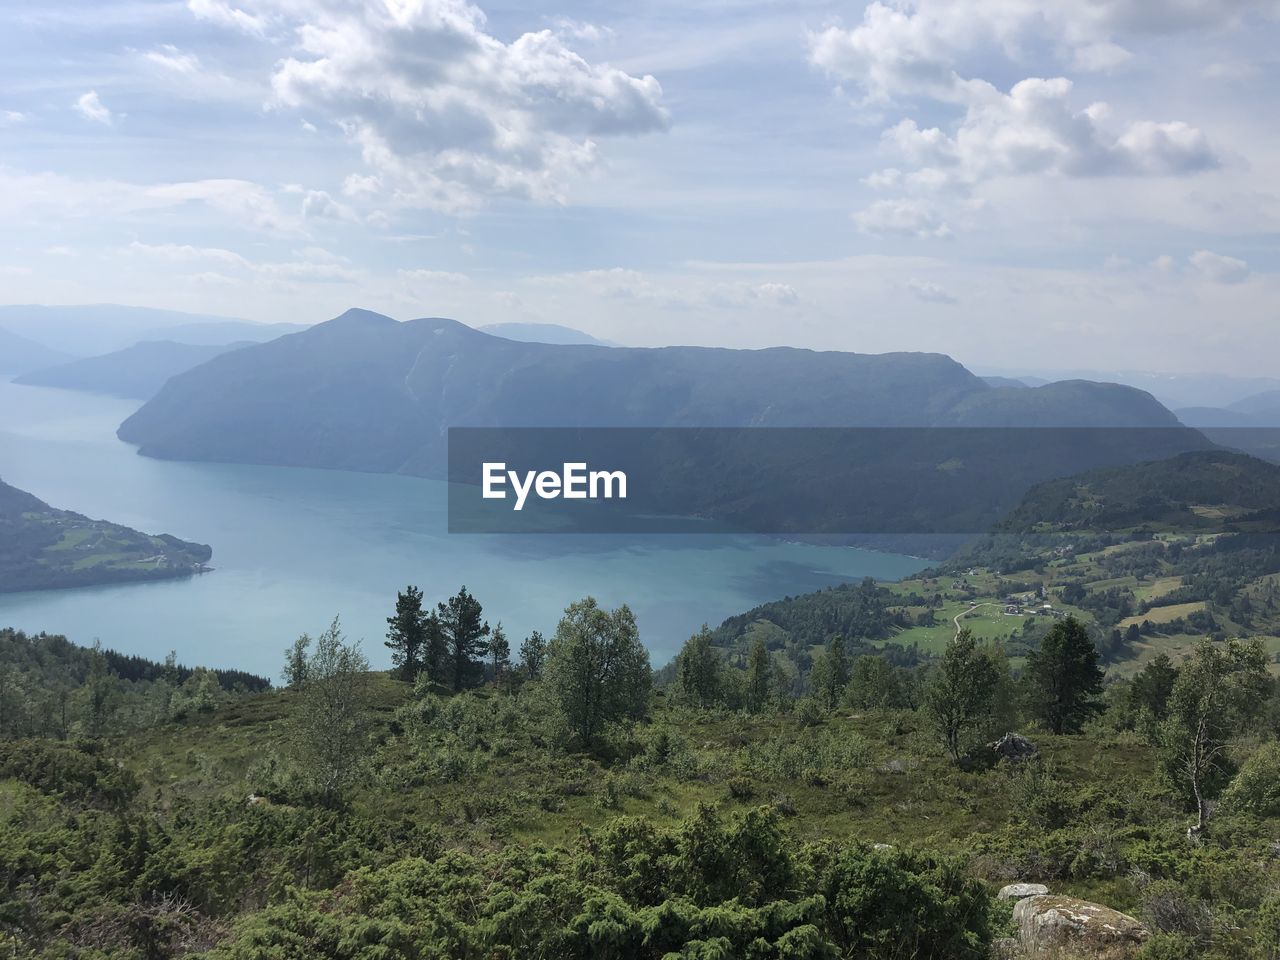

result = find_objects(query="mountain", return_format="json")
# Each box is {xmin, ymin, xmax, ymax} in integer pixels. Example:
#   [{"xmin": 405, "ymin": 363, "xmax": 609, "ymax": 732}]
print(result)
[
  {"xmin": 0, "ymin": 328, "xmax": 74, "ymax": 376},
  {"xmin": 996, "ymin": 449, "xmax": 1280, "ymax": 535},
  {"xmin": 0, "ymin": 304, "xmax": 304, "ymax": 357},
  {"xmin": 980, "ymin": 375, "xmax": 1030, "ymax": 389},
  {"xmin": 0, "ymin": 476, "xmax": 212, "ymax": 593},
  {"xmin": 136, "ymin": 320, "xmax": 309, "ymax": 346},
  {"xmin": 15, "ymin": 340, "xmax": 251, "ymax": 400},
  {"xmin": 972, "ymin": 366, "xmax": 1280, "ymax": 411},
  {"xmin": 478, "ymin": 321, "xmax": 619, "ymax": 346},
  {"xmin": 118, "ymin": 309, "xmax": 1187, "ymax": 482}
]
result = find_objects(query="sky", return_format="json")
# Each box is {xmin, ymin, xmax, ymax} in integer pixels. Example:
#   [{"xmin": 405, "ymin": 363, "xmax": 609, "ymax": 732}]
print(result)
[{"xmin": 0, "ymin": 0, "xmax": 1278, "ymax": 374}]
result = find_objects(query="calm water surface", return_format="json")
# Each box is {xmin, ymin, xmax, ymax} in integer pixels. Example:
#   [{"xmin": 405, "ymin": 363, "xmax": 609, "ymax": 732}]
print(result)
[{"xmin": 0, "ymin": 380, "xmax": 924, "ymax": 676}]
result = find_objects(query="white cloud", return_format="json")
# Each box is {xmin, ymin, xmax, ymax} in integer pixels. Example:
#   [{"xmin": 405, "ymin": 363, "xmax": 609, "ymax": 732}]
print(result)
[
  {"xmin": 74, "ymin": 91, "xmax": 113, "ymax": 125},
  {"xmin": 300, "ymin": 189, "xmax": 357, "ymax": 222},
  {"xmin": 879, "ymin": 80, "xmax": 1218, "ymax": 186},
  {"xmin": 187, "ymin": 0, "xmax": 267, "ymax": 37},
  {"xmin": 750, "ymin": 282, "xmax": 799, "ymax": 305},
  {"xmin": 853, "ymin": 199, "xmax": 951, "ymax": 238},
  {"xmin": 126, "ymin": 241, "xmax": 250, "ymax": 267},
  {"xmin": 245, "ymin": 0, "xmax": 668, "ymax": 211},
  {"xmin": 142, "ymin": 45, "xmax": 202, "ymax": 75},
  {"xmin": 1189, "ymin": 249, "xmax": 1250, "ymax": 283},
  {"xmin": 811, "ymin": 0, "xmax": 1236, "ymax": 235},
  {"xmin": 810, "ymin": 0, "xmax": 1273, "ymax": 101},
  {"xmin": 127, "ymin": 237, "xmax": 361, "ymax": 283},
  {"xmin": 0, "ymin": 110, "xmax": 26, "ymax": 126},
  {"xmin": 907, "ymin": 278, "xmax": 957, "ymax": 303}
]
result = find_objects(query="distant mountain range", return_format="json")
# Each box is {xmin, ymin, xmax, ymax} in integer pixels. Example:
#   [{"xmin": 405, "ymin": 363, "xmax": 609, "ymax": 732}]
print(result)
[
  {"xmin": 973, "ymin": 365, "xmax": 1280, "ymax": 410},
  {"xmin": 477, "ymin": 321, "xmax": 619, "ymax": 347},
  {"xmin": 0, "ymin": 304, "xmax": 307, "ymax": 357},
  {"xmin": 1177, "ymin": 389, "xmax": 1280, "ymax": 428},
  {"xmin": 117, "ymin": 308, "xmax": 1189, "ymax": 486},
  {"xmin": 0, "ymin": 328, "xmax": 74, "ymax": 376},
  {"xmin": 15, "ymin": 340, "xmax": 251, "ymax": 399}
]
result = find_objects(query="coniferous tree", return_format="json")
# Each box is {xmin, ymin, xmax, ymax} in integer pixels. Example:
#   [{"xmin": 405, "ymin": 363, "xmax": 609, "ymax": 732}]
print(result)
[
  {"xmin": 1026, "ymin": 616, "xmax": 1104, "ymax": 734},
  {"xmin": 519, "ymin": 630, "xmax": 547, "ymax": 680},
  {"xmin": 1130, "ymin": 653, "xmax": 1178, "ymax": 734},
  {"xmin": 676, "ymin": 625, "xmax": 722, "ymax": 707},
  {"xmin": 423, "ymin": 609, "xmax": 448, "ymax": 684},
  {"xmin": 812, "ymin": 635, "xmax": 851, "ymax": 709},
  {"xmin": 746, "ymin": 637, "xmax": 771, "ymax": 712},
  {"xmin": 84, "ymin": 641, "xmax": 115, "ymax": 738},
  {"xmin": 385, "ymin": 585, "xmax": 428, "ymax": 681},
  {"xmin": 438, "ymin": 586, "xmax": 490, "ymax": 691},
  {"xmin": 489, "ymin": 623, "xmax": 511, "ymax": 681}
]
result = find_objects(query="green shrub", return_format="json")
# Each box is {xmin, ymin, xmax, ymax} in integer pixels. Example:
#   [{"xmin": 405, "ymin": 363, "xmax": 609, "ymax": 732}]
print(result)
[{"xmin": 1219, "ymin": 741, "xmax": 1280, "ymax": 818}]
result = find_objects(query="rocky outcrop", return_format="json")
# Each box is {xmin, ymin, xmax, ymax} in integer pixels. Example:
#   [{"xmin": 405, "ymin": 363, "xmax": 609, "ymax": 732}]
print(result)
[
  {"xmin": 1013, "ymin": 895, "xmax": 1149, "ymax": 956},
  {"xmin": 998, "ymin": 883, "xmax": 1049, "ymax": 901},
  {"xmin": 989, "ymin": 733, "xmax": 1038, "ymax": 762}
]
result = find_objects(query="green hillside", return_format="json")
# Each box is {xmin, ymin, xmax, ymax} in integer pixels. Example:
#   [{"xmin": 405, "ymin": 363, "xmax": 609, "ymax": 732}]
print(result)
[
  {"xmin": 0, "ymin": 477, "xmax": 212, "ymax": 593},
  {"xmin": 3, "ymin": 618, "xmax": 1279, "ymax": 959}
]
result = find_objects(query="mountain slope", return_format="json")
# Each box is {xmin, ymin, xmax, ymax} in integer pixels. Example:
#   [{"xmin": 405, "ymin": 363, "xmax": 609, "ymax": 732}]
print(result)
[
  {"xmin": 0, "ymin": 328, "xmax": 74, "ymax": 376},
  {"xmin": 996, "ymin": 449, "xmax": 1280, "ymax": 534},
  {"xmin": 0, "ymin": 477, "xmax": 212, "ymax": 593},
  {"xmin": 16, "ymin": 340, "xmax": 250, "ymax": 399},
  {"xmin": 118, "ymin": 308, "xmax": 1186, "ymax": 481}
]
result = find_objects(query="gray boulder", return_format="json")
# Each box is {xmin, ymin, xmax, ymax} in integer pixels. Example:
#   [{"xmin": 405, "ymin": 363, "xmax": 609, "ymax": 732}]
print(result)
[
  {"xmin": 1013, "ymin": 895, "xmax": 1149, "ymax": 956},
  {"xmin": 998, "ymin": 883, "xmax": 1049, "ymax": 901},
  {"xmin": 989, "ymin": 732, "xmax": 1038, "ymax": 762}
]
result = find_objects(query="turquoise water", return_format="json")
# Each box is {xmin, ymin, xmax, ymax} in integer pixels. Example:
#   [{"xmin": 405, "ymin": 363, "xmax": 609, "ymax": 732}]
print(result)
[{"xmin": 0, "ymin": 380, "xmax": 925, "ymax": 677}]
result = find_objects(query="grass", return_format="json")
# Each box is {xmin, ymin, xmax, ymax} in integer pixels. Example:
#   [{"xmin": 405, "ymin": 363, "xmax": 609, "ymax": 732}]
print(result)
[{"xmin": 1118, "ymin": 601, "xmax": 1206, "ymax": 629}]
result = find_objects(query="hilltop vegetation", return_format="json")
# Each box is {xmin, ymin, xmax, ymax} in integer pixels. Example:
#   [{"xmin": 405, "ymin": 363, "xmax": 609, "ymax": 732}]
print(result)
[
  {"xmin": 3, "ymin": 597, "xmax": 1280, "ymax": 959},
  {"xmin": 699, "ymin": 451, "xmax": 1280, "ymax": 683},
  {"xmin": 0, "ymin": 477, "xmax": 212, "ymax": 593}
]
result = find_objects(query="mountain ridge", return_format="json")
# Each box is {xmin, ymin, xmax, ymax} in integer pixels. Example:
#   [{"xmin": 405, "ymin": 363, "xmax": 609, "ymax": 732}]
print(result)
[
  {"xmin": 15, "ymin": 340, "xmax": 250, "ymax": 399},
  {"xmin": 118, "ymin": 308, "xmax": 1184, "ymax": 480}
]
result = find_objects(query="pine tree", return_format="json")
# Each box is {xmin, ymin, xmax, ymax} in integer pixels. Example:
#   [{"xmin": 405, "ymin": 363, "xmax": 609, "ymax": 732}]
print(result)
[
  {"xmin": 423, "ymin": 610, "xmax": 448, "ymax": 684},
  {"xmin": 489, "ymin": 622, "xmax": 511, "ymax": 681},
  {"xmin": 519, "ymin": 630, "xmax": 547, "ymax": 680},
  {"xmin": 84, "ymin": 641, "xmax": 115, "ymax": 738},
  {"xmin": 746, "ymin": 637, "xmax": 771, "ymax": 712},
  {"xmin": 385, "ymin": 585, "xmax": 428, "ymax": 681},
  {"xmin": 813, "ymin": 635, "xmax": 851, "ymax": 709},
  {"xmin": 438, "ymin": 586, "xmax": 490, "ymax": 691},
  {"xmin": 1026, "ymin": 616, "xmax": 1104, "ymax": 734}
]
